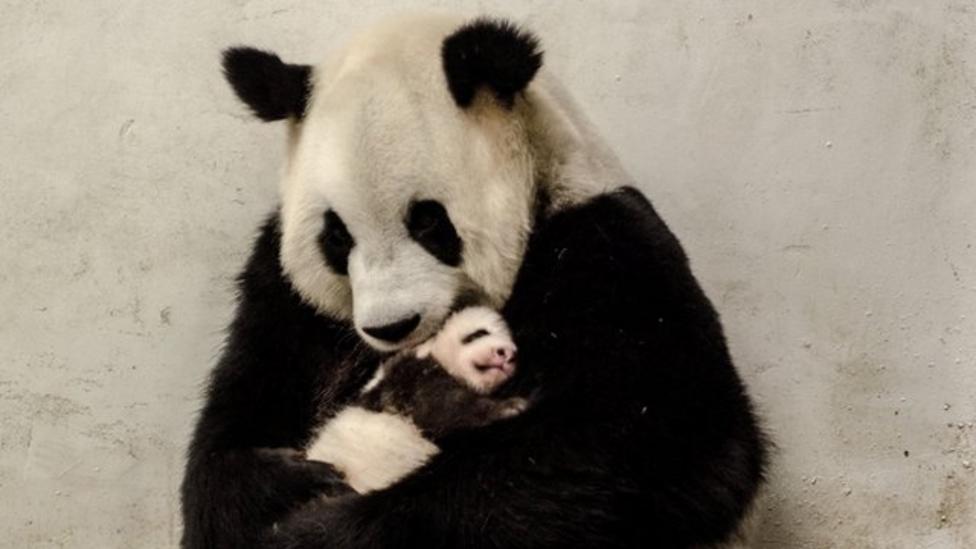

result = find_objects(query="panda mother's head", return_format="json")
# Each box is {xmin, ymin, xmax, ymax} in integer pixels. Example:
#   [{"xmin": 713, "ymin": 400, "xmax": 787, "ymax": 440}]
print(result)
[{"xmin": 223, "ymin": 16, "xmax": 543, "ymax": 351}]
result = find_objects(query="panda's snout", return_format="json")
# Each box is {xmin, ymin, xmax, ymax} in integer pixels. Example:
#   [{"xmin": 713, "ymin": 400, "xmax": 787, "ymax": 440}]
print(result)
[{"xmin": 362, "ymin": 314, "xmax": 421, "ymax": 344}]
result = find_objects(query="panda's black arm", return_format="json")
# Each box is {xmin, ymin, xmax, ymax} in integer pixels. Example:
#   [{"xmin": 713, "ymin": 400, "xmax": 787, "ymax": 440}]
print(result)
[
  {"xmin": 180, "ymin": 216, "xmax": 376, "ymax": 549},
  {"xmin": 267, "ymin": 187, "xmax": 767, "ymax": 548}
]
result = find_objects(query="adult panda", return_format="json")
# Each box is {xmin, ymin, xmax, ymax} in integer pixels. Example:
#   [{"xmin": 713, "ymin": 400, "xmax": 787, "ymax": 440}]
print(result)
[{"xmin": 181, "ymin": 14, "xmax": 767, "ymax": 549}]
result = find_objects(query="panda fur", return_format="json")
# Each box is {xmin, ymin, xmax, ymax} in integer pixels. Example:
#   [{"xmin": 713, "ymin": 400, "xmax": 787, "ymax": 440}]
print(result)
[{"xmin": 181, "ymin": 14, "xmax": 767, "ymax": 549}]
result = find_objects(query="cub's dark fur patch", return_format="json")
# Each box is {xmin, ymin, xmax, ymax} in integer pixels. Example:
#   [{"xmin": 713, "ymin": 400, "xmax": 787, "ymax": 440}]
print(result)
[
  {"xmin": 442, "ymin": 18, "xmax": 543, "ymax": 108},
  {"xmin": 358, "ymin": 354, "xmax": 522, "ymax": 439},
  {"xmin": 222, "ymin": 47, "xmax": 311, "ymax": 121}
]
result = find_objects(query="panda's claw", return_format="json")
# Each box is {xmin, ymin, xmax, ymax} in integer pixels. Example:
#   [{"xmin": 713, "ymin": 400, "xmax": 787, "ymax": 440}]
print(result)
[{"xmin": 495, "ymin": 397, "xmax": 530, "ymax": 419}]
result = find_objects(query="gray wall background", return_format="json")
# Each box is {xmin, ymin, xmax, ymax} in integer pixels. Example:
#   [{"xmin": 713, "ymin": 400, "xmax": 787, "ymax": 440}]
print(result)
[{"xmin": 1, "ymin": 1, "xmax": 973, "ymax": 547}]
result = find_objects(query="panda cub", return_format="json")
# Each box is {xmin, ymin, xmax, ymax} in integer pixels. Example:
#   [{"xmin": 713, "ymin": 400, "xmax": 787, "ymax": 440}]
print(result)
[{"xmin": 305, "ymin": 306, "xmax": 526, "ymax": 494}]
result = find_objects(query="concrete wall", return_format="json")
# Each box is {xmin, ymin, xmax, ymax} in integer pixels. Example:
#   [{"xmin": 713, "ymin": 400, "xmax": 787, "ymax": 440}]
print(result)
[{"xmin": 1, "ymin": 1, "xmax": 973, "ymax": 547}]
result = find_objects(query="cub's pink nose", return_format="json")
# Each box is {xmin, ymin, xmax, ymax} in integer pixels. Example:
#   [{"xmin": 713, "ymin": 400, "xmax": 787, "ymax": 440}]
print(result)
[{"xmin": 494, "ymin": 345, "xmax": 517, "ymax": 363}]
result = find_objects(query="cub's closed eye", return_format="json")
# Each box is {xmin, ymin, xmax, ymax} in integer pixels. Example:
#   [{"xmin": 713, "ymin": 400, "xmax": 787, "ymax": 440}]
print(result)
[{"xmin": 461, "ymin": 328, "xmax": 490, "ymax": 344}]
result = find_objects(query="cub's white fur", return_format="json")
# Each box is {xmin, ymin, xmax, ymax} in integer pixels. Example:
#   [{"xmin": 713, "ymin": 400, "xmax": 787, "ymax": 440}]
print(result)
[{"xmin": 277, "ymin": 14, "xmax": 630, "ymax": 351}]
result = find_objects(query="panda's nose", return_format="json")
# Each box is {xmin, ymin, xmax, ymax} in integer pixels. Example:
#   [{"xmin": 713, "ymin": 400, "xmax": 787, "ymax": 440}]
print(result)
[{"xmin": 362, "ymin": 314, "xmax": 421, "ymax": 344}]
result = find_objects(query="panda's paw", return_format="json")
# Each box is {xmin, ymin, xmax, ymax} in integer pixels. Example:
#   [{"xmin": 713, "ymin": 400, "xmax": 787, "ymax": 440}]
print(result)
[
  {"xmin": 496, "ymin": 397, "xmax": 530, "ymax": 419},
  {"xmin": 254, "ymin": 447, "xmax": 354, "ymax": 498},
  {"xmin": 294, "ymin": 459, "xmax": 354, "ymax": 497}
]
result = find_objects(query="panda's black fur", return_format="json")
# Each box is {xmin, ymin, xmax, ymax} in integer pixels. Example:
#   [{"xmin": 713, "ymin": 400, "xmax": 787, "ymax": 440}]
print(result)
[
  {"xmin": 182, "ymin": 16, "xmax": 767, "ymax": 549},
  {"xmin": 182, "ymin": 189, "xmax": 767, "ymax": 548}
]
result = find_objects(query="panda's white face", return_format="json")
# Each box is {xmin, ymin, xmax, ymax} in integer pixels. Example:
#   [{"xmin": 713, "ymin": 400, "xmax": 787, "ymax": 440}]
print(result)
[{"xmin": 278, "ymin": 16, "xmax": 537, "ymax": 351}]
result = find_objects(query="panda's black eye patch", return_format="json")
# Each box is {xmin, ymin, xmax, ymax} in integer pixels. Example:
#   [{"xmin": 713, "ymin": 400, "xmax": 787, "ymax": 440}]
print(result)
[
  {"xmin": 461, "ymin": 328, "xmax": 490, "ymax": 345},
  {"xmin": 407, "ymin": 200, "xmax": 462, "ymax": 267},
  {"xmin": 318, "ymin": 210, "xmax": 354, "ymax": 275}
]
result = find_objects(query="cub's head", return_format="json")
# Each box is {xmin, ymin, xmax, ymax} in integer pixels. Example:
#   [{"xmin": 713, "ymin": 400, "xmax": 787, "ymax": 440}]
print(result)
[
  {"xmin": 223, "ymin": 16, "xmax": 543, "ymax": 351},
  {"xmin": 416, "ymin": 306, "xmax": 517, "ymax": 394}
]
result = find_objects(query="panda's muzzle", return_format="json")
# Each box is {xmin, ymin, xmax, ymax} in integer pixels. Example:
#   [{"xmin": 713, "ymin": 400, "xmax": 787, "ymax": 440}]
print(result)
[{"xmin": 362, "ymin": 314, "xmax": 421, "ymax": 344}]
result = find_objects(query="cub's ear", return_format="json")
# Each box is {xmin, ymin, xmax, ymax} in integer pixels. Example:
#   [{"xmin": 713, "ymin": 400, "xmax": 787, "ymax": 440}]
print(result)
[
  {"xmin": 441, "ymin": 18, "xmax": 543, "ymax": 109},
  {"xmin": 221, "ymin": 47, "xmax": 311, "ymax": 121}
]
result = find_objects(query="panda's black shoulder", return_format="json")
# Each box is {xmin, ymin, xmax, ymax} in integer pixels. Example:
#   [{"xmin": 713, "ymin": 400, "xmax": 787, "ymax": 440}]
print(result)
[
  {"xmin": 234, "ymin": 213, "xmax": 293, "ymax": 298},
  {"xmin": 229, "ymin": 212, "xmax": 370, "ymax": 367},
  {"xmin": 194, "ymin": 212, "xmax": 374, "ymax": 450},
  {"xmin": 501, "ymin": 185, "xmax": 767, "ymax": 544},
  {"xmin": 513, "ymin": 185, "xmax": 695, "ymax": 318},
  {"xmin": 543, "ymin": 185, "xmax": 687, "ymax": 260},
  {"xmin": 232, "ymin": 213, "xmax": 334, "ymax": 331}
]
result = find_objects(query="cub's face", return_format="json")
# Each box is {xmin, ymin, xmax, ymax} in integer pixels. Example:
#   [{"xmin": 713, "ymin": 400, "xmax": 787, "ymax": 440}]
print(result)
[
  {"xmin": 416, "ymin": 306, "xmax": 518, "ymax": 394},
  {"xmin": 223, "ymin": 16, "xmax": 543, "ymax": 351}
]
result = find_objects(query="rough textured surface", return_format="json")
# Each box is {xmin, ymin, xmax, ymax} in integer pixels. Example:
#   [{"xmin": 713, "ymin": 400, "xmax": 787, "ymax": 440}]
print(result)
[{"xmin": 0, "ymin": 1, "xmax": 972, "ymax": 547}]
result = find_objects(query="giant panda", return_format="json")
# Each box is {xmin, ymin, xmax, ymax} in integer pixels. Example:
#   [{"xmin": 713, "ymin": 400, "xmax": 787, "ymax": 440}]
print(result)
[{"xmin": 181, "ymin": 13, "xmax": 767, "ymax": 549}]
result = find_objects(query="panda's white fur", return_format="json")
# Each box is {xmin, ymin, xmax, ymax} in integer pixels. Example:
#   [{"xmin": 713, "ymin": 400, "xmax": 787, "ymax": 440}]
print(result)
[{"xmin": 278, "ymin": 14, "xmax": 627, "ymax": 351}]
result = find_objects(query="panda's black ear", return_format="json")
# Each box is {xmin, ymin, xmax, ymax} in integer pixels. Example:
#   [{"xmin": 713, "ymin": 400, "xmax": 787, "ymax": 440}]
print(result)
[
  {"xmin": 441, "ymin": 18, "xmax": 543, "ymax": 109},
  {"xmin": 221, "ymin": 47, "xmax": 311, "ymax": 122}
]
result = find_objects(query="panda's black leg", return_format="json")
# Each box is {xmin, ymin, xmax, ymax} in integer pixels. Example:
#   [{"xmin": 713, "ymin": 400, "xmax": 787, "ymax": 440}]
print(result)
[{"xmin": 181, "ymin": 448, "xmax": 352, "ymax": 548}]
